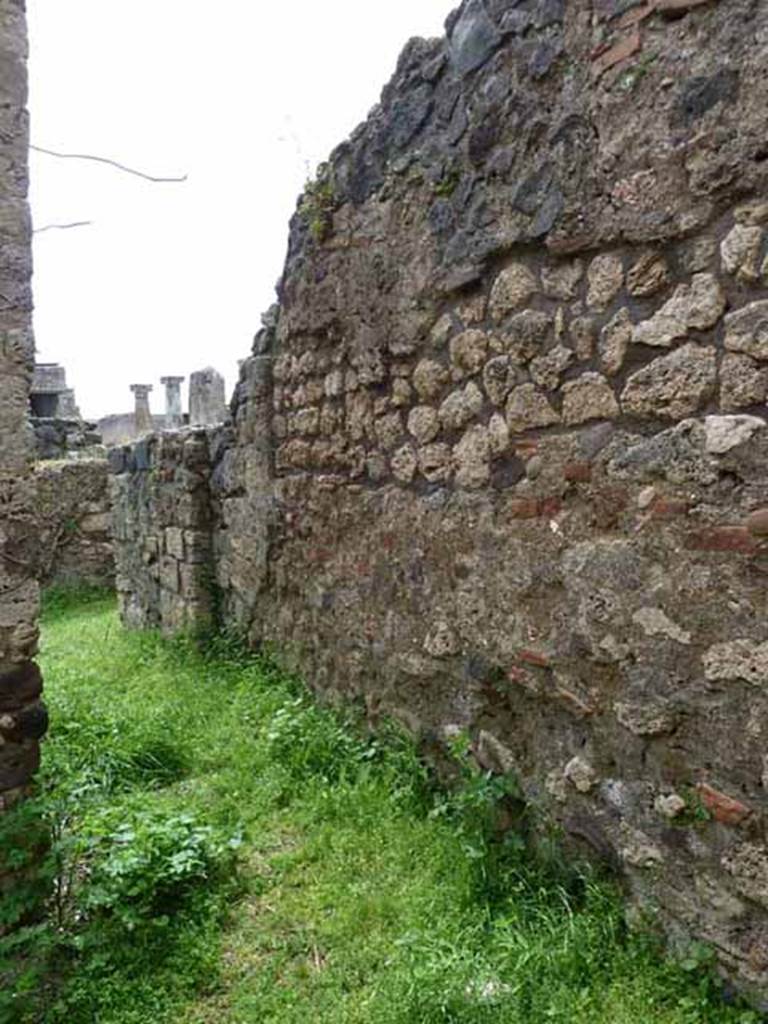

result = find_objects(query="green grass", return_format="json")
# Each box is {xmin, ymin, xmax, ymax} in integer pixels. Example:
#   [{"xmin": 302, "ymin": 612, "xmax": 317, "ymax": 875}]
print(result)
[{"xmin": 0, "ymin": 590, "xmax": 762, "ymax": 1023}]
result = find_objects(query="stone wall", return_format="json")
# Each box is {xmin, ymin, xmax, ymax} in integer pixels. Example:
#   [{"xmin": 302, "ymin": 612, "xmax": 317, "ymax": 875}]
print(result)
[
  {"xmin": 32, "ymin": 417, "xmax": 104, "ymax": 461},
  {"xmin": 98, "ymin": 413, "xmax": 167, "ymax": 447},
  {"xmin": 110, "ymin": 433, "xmax": 216, "ymax": 633},
  {"xmin": 0, "ymin": 0, "xmax": 45, "ymax": 814},
  {"xmin": 111, "ymin": 0, "xmax": 768, "ymax": 1001},
  {"xmin": 34, "ymin": 460, "xmax": 114, "ymax": 589}
]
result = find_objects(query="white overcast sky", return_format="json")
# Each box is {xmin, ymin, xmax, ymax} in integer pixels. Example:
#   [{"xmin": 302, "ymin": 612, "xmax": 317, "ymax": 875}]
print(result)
[{"xmin": 28, "ymin": 1, "xmax": 453, "ymax": 420}]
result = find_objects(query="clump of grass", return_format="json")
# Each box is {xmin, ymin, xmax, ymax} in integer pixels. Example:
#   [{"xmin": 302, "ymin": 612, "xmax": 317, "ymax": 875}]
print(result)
[
  {"xmin": 0, "ymin": 594, "xmax": 761, "ymax": 1024},
  {"xmin": 298, "ymin": 166, "xmax": 336, "ymax": 244}
]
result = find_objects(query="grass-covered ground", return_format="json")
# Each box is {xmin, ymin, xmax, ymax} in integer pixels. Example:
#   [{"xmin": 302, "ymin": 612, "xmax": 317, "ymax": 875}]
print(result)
[{"xmin": 0, "ymin": 590, "xmax": 762, "ymax": 1023}]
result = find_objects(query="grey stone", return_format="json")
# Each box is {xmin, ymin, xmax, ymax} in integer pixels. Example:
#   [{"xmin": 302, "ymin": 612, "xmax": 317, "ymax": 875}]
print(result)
[
  {"xmin": 482, "ymin": 355, "xmax": 521, "ymax": 406},
  {"xmin": 607, "ymin": 420, "xmax": 718, "ymax": 486},
  {"xmin": 450, "ymin": 329, "xmax": 488, "ymax": 379},
  {"xmin": 722, "ymin": 844, "xmax": 768, "ymax": 910},
  {"xmin": 391, "ymin": 445, "xmax": 417, "ymax": 483},
  {"xmin": 621, "ymin": 344, "xmax": 717, "ymax": 420},
  {"xmin": 498, "ymin": 310, "xmax": 553, "ymax": 364},
  {"xmin": 488, "ymin": 412, "xmax": 509, "ymax": 456},
  {"xmin": 424, "ymin": 621, "xmax": 461, "ymax": 657},
  {"xmin": 564, "ymin": 756, "xmax": 597, "ymax": 793},
  {"xmin": 599, "ymin": 309, "xmax": 632, "ymax": 377},
  {"xmin": 675, "ymin": 68, "xmax": 739, "ymax": 124},
  {"xmin": 413, "ymin": 358, "xmax": 450, "ymax": 400},
  {"xmin": 703, "ymin": 640, "xmax": 768, "ymax": 686},
  {"xmin": 541, "ymin": 259, "xmax": 583, "ymax": 300},
  {"xmin": 570, "ymin": 316, "xmax": 597, "ymax": 361},
  {"xmin": 408, "ymin": 406, "xmax": 440, "ymax": 444},
  {"xmin": 562, "ymin": 373, "xmax": 619, "ymax": 425},
  {"xmin": 448, "ymin": 0, "xmax": 501, "ymax": 77},
  {"xmin": 620, "ymin": 826, "xmax": 664, "ymax": 869},
  {"xmin": 632, "ymin": 607, "xmax": 691, "ymax": 645},
  {"xmin": 655, "ymin": 793, "xmax": 687, "ymax": 819},
  {"xmin": 454, "ymin": 425, "xmax": 491, "ymax": 489},
  {"xmin": 506, "ymin": 384, "xmax": 560, "ymax": 433},
  {"xmin": 724, "ymin": 301, "xmax": 768, "ymax": 362},
  {"xmin": 417, "ymin": 442, "xmax": 453, "ymax": 483},
  {"xmin": 703, "ymin": 415, "xmax": 765, "ymax": 455},
  {"xmin": 530, "ymin": 344, "xmax": 573, "ymax": 390},
  {"xmin": 720, "ymin": 353, "xmax": 768, "ymax": 411},
  {"xmin": 721, "ymin": 224, "xmax": 763, "ymax": 281},
  {"xmin": 489, "ymin": 263, "xmax": 538, "ymax": 321},
  {"xmin": 586, "ymin": 254, "xmax": 624, "ymax": 310},
  {"xmin": 616, "ymin": 700, "xmax": 679, "ymax": 737},
  {"xmin": 632, "ymin": 274, "xmax": 726, "ymax": 349},
  {"xmin": 439, "ymin": 381, "xmax": 484, "ymax": 430},
  {"xmin": 626, "ymin": 252, "xmax": 669, "ymax": 297}
]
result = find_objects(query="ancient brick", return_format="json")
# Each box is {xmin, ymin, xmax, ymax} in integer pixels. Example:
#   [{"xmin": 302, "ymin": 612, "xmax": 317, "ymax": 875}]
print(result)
[
  {"xmin": 564, "ymin": 462, "xmax": 592, "ymax": 482},
  {"xmin": 686, "ymin": 527, "xmax": 758, "ymax": 554},
  {"xmin": 518, "ymin": 648, "xmax": 552, "ymax": 668},
  {"xmin": 696, "ymin": 784, "xmax": 750, "ymax": 827},
  {"xmin": 649, "ymin": 497, "xmax": 689, "ymax": 519}
]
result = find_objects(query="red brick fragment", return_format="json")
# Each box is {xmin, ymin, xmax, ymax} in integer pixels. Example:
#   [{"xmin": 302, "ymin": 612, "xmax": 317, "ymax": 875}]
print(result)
[
  {"xmin": 686, "ymin": 527, "xmax": 758, "ymax": 554},
  {"xmin": 509, "ymin": 496, "xmax": 562, "ymax": 519},
  {"xmin": 518, "ymin": 649, "xmax": 551, "ymax": 668},
  {"xmin": 592, "ymin": 28, "xmax": 641, "ymax": 79},
  {"xmin": 649, "ymin": 497, "xmax": 689, "ymax": 519},
  {"xmin": 508, "ymin": 499, "xmax": 541, "ymax": 519},
  {"xmin": 696, "ymin": 784, "xmax": 750, "ymax": 827},
  {"xmin": 564, "ymin": 462, "xmax": 592, "ymax": 483}
]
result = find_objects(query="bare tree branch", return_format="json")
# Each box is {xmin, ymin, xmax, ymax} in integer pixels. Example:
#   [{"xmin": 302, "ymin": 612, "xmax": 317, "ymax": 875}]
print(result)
[
  {"xmin": 30, "ymin": 144, "xmax": 188, "ymax": 183},
  {"xmin": 34, "ymin": 220, "xmax": 94, "ymax": 234}
]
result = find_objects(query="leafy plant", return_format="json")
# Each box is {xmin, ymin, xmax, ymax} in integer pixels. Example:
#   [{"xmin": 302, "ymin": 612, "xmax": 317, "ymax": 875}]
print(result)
[
  {"xmin": 299, "ymin": 172, "xmax": 336, "ymax": 243},
  {"xmin": 433, "ymin": 169, "xmax": 461, "ymax": 198},
  {"xmin": 79, "ymin": 808, "xmax": 241, "ymax": 930}
]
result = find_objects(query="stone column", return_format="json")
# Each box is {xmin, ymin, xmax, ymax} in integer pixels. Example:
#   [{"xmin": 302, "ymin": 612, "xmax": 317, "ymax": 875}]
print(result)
[
  {"xmin": 189, "ymin": 367, "xmax": 227, "ymax": 426},
  {"xmin": 160, "ymin": 376, "xmax": 185, "ymax": 430},
  {"xmin": 0, "ymin": 2, "xmax": 46, "ymax": 819},
  {"xmin": 130, "ymin": 384, "xmax": 153, "ymax": 436}
]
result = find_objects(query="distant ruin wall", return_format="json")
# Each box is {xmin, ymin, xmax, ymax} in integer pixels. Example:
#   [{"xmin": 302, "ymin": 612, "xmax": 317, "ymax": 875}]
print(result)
[
  {"xmin": 34, "ymin": 460, "xmax": 114, "ymax": 589},
  {"xmin": 111, "ymin": 0, "xmax": 768, "ymax": 1001},
  {"xmin": 32, "ymin": 417, "xmax": 104, "ymax": 461},
  {"xmin": 110, "ymin": 433, "xmax": 217, "ymax": 633},
  {"xmin": 0, "ymin": 0, "xmax": 45, "ymax": 816}
]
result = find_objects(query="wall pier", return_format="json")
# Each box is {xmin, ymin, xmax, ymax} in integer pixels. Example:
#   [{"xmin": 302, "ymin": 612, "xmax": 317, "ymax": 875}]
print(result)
[{"xmin": 0, "ymin": 0, "xmax": 45, "ymax": 849}]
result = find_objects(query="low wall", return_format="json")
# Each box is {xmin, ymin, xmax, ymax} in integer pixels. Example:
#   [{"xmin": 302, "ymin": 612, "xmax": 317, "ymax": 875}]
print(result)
[
  {"xmin": 31, "ymin": 417, "xmax": 104, "ymax": 462},
  {"xmin": 109, "ymin": 433, "xmax": 216, "ymax": 633},
  {"xmin": 34, "ymin": 459, "xmax": 114, "ymax": 589}
]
